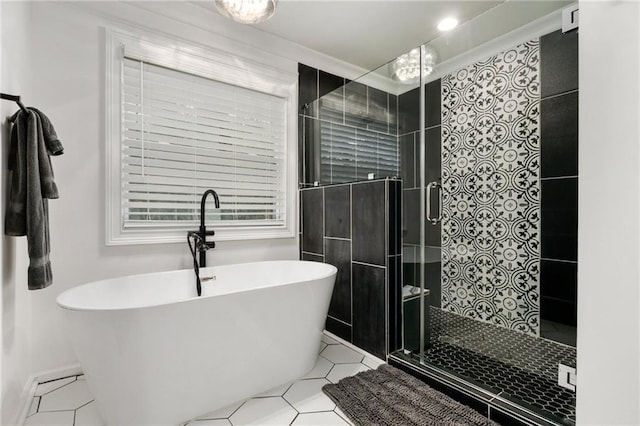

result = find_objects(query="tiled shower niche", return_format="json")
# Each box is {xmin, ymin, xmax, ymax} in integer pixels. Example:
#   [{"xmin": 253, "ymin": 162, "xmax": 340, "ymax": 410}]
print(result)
[{"xmin": 300, "ymin": 179, "xmax": 402, "ymax": 360}]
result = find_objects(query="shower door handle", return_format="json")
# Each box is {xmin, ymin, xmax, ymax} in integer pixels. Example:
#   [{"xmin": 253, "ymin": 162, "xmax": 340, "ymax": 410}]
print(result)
[{"xmin": 426, "ymin": 181, "xmax": 442, "ymax": 225}]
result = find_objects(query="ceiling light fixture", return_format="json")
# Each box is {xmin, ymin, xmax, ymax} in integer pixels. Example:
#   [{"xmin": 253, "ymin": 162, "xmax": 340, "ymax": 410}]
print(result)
[
  {"xmin": 214, "ymin": 0, "xmax": 278, "ymax": 24},
  {"xmin": 437, "ymin": 16, "xmax": 459, "ymax": 31},
  {"xmin": 389, "ymin": 46, "xmax": 438, "ymax": 84}
]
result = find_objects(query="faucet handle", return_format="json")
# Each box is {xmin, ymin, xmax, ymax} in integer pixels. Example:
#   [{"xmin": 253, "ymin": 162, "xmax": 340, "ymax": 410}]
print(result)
[{"xmin": 187, "ymin": 231, "xmax": 202, "ymax": 241}]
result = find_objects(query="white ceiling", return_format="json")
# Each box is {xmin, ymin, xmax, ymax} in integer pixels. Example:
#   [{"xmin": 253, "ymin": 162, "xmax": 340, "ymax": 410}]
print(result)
[
  {"xmin": 198, "ymin": 1, "xmax": 504, "ymax": 70},
  {"xmin": 197, "ymin": 0, "xmax": 572, "ymax": 74},
  {"xmin": 261, "ymin": 1, "xmax": 517, "ymax": 70}
]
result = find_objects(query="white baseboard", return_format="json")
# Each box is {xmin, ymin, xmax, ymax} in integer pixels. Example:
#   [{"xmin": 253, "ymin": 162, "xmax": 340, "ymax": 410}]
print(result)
[
  {"xmin": 14, "ymin": 364, "xmax": 82, "ymax": 426},
  {"xmin": 12, "ymin": 379, "xmax": 38, "ymax": 426}
]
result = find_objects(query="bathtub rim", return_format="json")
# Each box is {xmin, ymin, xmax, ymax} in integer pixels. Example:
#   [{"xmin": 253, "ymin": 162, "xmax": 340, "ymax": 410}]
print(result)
[{"xmin": 56, "ymin": 260, "xmax": 337, "ymax": 313}]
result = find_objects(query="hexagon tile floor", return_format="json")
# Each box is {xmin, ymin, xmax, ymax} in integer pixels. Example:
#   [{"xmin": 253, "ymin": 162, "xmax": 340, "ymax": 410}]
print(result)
[{"xmin": 24, "ymin": 334, "xmax": 384, "ymax": 426}]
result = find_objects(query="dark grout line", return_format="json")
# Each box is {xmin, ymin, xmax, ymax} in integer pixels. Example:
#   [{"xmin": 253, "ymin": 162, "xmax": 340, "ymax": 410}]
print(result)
[
  {"xmin": 33, "ymin": 408, "xmax": 77, "ymax": 414},
  {"xmin": 288, "ymin": 412, "xmax": 299, "ymax": 425},
  {"xmin": 38, "ymin": 374, "xmax": 77, "ymax": 385},
  {"xmin": 218, "ymin": 400, "xmax": 245, "ymax": 422},
  {"xmin": 281, "ymin": 395, "xmax": 300, "ymax": 421},
  {"xmin": 540, "ymin": 88, "xmax": 578, "ymax": 101}
]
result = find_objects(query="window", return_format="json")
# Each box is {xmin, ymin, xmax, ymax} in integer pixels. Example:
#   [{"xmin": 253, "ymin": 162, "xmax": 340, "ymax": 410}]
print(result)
[{"xmin": 105, "ymin": 28, "xmax": 297, "ymax": 245}]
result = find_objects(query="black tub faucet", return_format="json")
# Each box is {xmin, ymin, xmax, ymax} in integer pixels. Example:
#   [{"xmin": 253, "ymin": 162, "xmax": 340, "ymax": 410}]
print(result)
[
  {"xmin": 187, "ymin": 189, "xmax": 220, "ymax": 296},
  {"xmin": 197, "ymin": 189, "xmax": 220, "ymax": 267}
]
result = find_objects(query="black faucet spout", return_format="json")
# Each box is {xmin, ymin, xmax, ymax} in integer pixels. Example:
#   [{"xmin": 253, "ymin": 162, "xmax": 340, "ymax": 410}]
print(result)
[
  {"xmin": 197, "ymin": 189, "xmax": 220, "ymax": 268},
  {"xmin": 200, "ymin": 189, "xmax": 220, "ymax": 230}
]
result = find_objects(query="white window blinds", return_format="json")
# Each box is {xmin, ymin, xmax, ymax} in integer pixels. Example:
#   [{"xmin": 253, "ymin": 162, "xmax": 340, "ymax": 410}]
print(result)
[{"xmin": 121, "ymin": 57, "xmax": 287, "ymax": 229}]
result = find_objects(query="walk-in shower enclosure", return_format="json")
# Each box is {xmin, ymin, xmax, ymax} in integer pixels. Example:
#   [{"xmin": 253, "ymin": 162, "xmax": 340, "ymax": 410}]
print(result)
[{"xmin": 299, "ymin": 2, "xmax": 578, "ymax": 425}]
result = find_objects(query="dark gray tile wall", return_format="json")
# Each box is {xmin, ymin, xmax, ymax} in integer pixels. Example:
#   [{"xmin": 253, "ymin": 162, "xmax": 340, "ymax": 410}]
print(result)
[
  {"xmin": 541, "ymin": 260, "xmax": 577, "ymax": 301},
  {"xmin": 301, "ymin": 252, "xmax": 324, "ymax": 263},
  {"xmin": 301, "ymin": 189, "xmax": 323, "ymax": 254},
  {"xmin": 539, "ymin": 29, "xmax": 579, "ymax": 329},
  {"xmin": 302, "ymin": 117, "xmax": 320, "ymax": 184},
  {"xmin": 389, "ymin": 180, "xmax": 401, "ymax": 256},
  {"xmin": 319, "ymin": 70, "xmax": 345, "ymax": 99},
  {"xmin": 300, "ymin": 179, "xmax": 402, "ymax": 360},
  {"xmin": 353, "ymin": 263, "xmax": 387, "ymax": 358},
  {"xmin": 425, "ymin": 260, "xmax": 442, "ymax": 308},
  {"xmin": 325, "ymin": 317, "xmax": 352, "ymax": 342},
  {"xmin": 424, "ymin": 79, "xmax": 441, "ymax": 128},
  {"xmin": 324, "ymin": 185, "xmax": 351, "ymax": 238},
  {"xmin": 298, "ymin": 63, "xmax": 399, "ymax": 186},
  {"xmin": 402, "ymin": 189, "xmax": 420, "ymax": 245},
  {"xmin": 398, "ymin": 86, "xmax": 419, "ymax": 134},
  {"xmin": 541, "ymin": 92, "xmax": 578, "ymax": 178},
  {"xmin": 325, "ymin": 238, "xmax": 352, "ymax": 323},
  {"xmin": 388, "ymin": 256, "xmax": 402, "ymax": 351},
  {"xmin": 352, "ymin": 181, "xmax": 386, "ymax": 266},
  {"xmin": 344, "ymin": 81, "xmax": 367, "ymax": 128},
  {"xmin": 298, "ymin": 63, "xmax": 318, "ymax": 115},
  {"xmin": 369, "ymin": 86, "xmax": 391, "ymax": 133},
  {"xmin": 399, "ymin": 133, "xmax": 416, "ymax": 187},
  {"xmin": 541, "ymin": 178, "xmax": 578, "ymax": 261},
  {"xmin": 388, "ymin": 95, "xmax": 398, "ymax": 136},
  {"xmin": 424, "ymin": 126, "xmax": 441, "ymax": 184},
  {"xmin": 540, "ymin": 30, "xmax": 578, "ymax": 98},
  {"xmin": 319, "ymin": 73, "xmax": 344, "ymax": 123}
]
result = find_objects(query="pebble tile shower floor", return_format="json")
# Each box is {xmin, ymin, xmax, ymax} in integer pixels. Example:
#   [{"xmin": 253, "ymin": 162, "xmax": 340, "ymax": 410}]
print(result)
[
  {"xmin": 24, "ymin": 334, "xmax": 383, "ymax": 426},
  {"xmin": 402, "ymin": 308, "xmax": 577, "ymax": 425}
]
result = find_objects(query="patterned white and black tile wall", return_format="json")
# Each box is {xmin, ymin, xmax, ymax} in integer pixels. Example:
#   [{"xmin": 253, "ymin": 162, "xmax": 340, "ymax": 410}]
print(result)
[
  {"xmin": 298, "ymin": 64, "xmax": 399, "ymax": 186},
  {"xmin": 396, "ymin": 29, "xmax": 578, "ymax": 341},
  {"xmin": 300, "ymin": 179, "xmax": 402, "ymax": 360},
  {"xmin": 441, "ymin": 40, "xmax": 542, "ymax": 336}
]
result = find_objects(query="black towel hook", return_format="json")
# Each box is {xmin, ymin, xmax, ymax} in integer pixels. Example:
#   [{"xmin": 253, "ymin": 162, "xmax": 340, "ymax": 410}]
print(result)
[{"xmin": 0, "ymin": 93, "xmax": 27, "ymax": 113}]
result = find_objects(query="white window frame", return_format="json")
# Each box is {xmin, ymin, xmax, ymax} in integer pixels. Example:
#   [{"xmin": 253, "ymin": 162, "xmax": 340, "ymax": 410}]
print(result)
[{"xmin": 105, "ymin": 27, "xmax": 298, "ymax": 245}]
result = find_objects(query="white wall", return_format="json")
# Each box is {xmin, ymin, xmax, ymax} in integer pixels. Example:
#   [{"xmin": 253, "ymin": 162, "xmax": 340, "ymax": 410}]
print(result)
[
  {"xmin": 578, "ymin": 0, "xmax": 640, "ymax": 424},
  {"xmin": 1, "ymin": 0, "xmax": 366, "ymax": 416},
  {"xmin": 1, "ymin": 2, "xmax": 34, "ymax": 424}
]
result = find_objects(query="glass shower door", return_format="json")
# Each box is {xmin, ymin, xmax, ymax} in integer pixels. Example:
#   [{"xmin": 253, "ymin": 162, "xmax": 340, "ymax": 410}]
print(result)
[
  {"xmin": 400, "ymin": 45, "xmax": 442, "ymax": 359},
  {"xmin": 394, "ymin": 8, "xmax": 579, "ymax": 420}
]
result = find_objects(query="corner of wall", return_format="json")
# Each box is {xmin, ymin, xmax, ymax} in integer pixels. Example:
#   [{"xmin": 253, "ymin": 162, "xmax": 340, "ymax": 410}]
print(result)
[{"xmin": 1, "ymin": 1, "xmax": 35, "ymax": 424}]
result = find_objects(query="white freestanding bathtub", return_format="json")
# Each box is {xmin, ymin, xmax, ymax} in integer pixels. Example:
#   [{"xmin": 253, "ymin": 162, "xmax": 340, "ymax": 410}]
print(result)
[{"xmin": 56, "ymin": 260, "xmax": 337, "ymax": 426}]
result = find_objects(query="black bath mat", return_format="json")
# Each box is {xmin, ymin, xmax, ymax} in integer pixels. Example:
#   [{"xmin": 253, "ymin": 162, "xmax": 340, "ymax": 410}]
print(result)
[{"xmin": 322, "ymin": 364, "xmax": 499, "ymax": 426}]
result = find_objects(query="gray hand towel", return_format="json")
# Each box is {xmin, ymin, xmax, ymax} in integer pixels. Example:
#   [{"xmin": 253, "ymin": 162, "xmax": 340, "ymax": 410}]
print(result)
[
  {"xmin": 5, "ymin": 109, "xmax": 63, "ymax": 290},
  {"xmin": 29, "ymin": 107, "xmax": 64, "ymax": 156}
]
